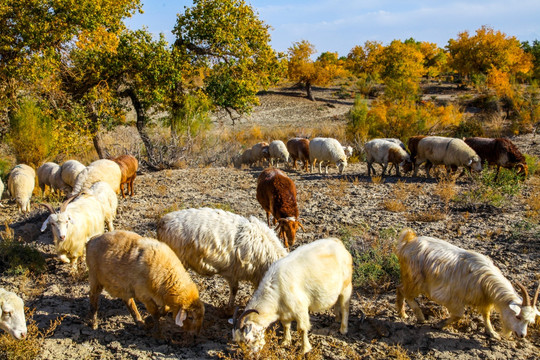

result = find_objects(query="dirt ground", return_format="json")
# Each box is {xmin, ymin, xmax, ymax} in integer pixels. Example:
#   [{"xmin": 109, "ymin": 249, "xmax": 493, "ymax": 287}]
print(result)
[{"xmin": 1, "ymin": 86, "xmax": 540, "ymax": 359}]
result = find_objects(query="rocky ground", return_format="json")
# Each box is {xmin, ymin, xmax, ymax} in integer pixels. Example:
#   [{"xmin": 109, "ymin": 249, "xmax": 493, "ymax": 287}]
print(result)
[{"xmin": 1, "ymin": 86, "xmax": 539, "ymax": 359}]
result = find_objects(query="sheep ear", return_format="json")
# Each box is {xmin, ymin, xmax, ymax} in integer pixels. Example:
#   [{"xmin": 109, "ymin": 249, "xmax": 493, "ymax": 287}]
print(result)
[
  {"xmin": 41, "ymin": 216, "xmax": 51, "ymax": 232},
  {"xmin": 467, "ymin": 159, "xmax": 473, "ymax": 166},
  {"xmin": 175, "ymin": 309, "xmax": 187, "ymax": 327},
  {"xmin": 509, "ymin": 302, "xmax": 521, "ymax": 316},
  {"xmin": 228, "ymin": 318, "xmax": 234, "ymax": 325}
]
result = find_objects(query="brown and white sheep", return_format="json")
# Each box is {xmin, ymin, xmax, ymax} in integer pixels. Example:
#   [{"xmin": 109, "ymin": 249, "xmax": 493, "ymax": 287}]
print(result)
[
  {"xmin": 396, "ymin": 228, "xmax": 540, "ymax": 339},
  {"xmin": 256, "ymin": 168, "xmax": 304, "ymax": 249},
  {"xmin": 286, "ymin": 138, "xmax": 310, "ymax": 172},
  {"xmin": 364, "ymin": 139, "xmax": 411, "ymax": 177},
  {"xmin": 112, "ymin": 154, "xmax": 139, "ymax": 198},
  {"xmin": 86, "ymin": 230, "xmax": 205, "ymax": 335},
  {"xmin": 464, "ymin": 137, "xmax": 528, "ymax": 180}
]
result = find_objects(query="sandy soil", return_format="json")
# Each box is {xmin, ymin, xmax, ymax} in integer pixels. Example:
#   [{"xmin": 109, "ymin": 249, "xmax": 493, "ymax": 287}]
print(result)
[{"xmin": 1, "ymin": 86, "xmax": 539, "ymax": 359}]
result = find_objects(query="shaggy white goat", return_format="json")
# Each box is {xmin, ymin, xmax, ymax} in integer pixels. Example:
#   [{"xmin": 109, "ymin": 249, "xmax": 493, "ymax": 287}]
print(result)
[
  {"xmin": 309, "ymin": 137, "xmax": 347, "ymax": 174},
  {"xmin": 364, "ymin": 139, "xmax": 411, "ymax": 177},
  {"xmin": 41, "ymin": 194, "xmax": 107, "ymax": 266},
  {"xmin": 0, "ymin": 288, "xmax": 27, "ymax": 340},
  {"xmin": 156, "ymin": 207, "xmax": 287, "ymax": 308},
  {"xmin": 60, "ymin": 160, "xmax": 85, "ymax": 189},
  {"xmin": 70, "ymin": 159, "xmax": 121, "ymax": 197},
  {"xmin": 268, "ymin": 140, "xmax": 290, "ymax": 168},
  {"xmin": 232, "ymin": 238, "xmax": 352, "ymax": 354},
  {"xmin": 7, "ymin": 164, "xmax": 35, "ymax": 213},
  {"xmin": 38, "ymin": 162, "xmax": 68, "ymax": 194},
  {"xmin": 396, "ymin": 228, "xmax": 540, "ymax": 339},
  {"xmin": 86, "ymin": 230, "xmax": 205, "ymax": 335},
  {"xmin": 414, "ymin": 136, "xmax": 482, "ymax": 178}
]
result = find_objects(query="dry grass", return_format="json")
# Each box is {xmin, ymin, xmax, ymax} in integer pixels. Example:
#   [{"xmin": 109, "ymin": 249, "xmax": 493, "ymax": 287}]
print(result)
[
  {"xmin": 405, "ymin": 210, "xmax": 446, "ymax": 222},
  {"xmin": 432, "ymin": 177, "xmax": 457, "ymax": 211},
  {"xmin": 380, "ymin": 181, "xmax": 417, "ymax": 213},
  {"xmin": 325, "ymin": 178, "xmax": 349, "ymax": 205},
  {"xmin": 370, "ymin": 176, "xmax": 383, "ymax": 184},
  {"xmin": 525, "ymin": 176, "xmax": 540, "ymax": 221}
]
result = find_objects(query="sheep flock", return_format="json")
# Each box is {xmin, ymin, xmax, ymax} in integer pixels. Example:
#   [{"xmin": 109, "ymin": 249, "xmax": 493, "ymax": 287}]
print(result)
[{"xmin": 0, "ymin": 133, "xmax": 539, "ymax": 360}]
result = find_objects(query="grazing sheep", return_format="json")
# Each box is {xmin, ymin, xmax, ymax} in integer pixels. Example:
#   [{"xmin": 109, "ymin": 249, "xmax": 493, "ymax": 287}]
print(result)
[
  {"xmin": 37, "ymin": 162, "xmax": 68, "ymax": 194},
  {"xmin": 112, "ymin": 154, "xmax": 138, "ymax": 198},
  {"xmin": 232, "ymin": 238, "xmax": 353, "ymax": 354},
  {"xmin": 0, "ymin": 288, "xmax": 27, "ymax": 340},
  {"xmin": 309, "ymin": 137, "xmax": 347, "ymax": 174},
  {"xmin": 86, "ymin": 230, "xmax": 205, "ymax": 335},
  {"xmin": 233, "ymin": 148, "xmax": 255, "ymax": 168},
  {"xmin": 286, "ymin": 138, "xmax": 310, "ymax": 172},
  {"xmin": 157, "ymin": 207, "xmax": 287, "ymax": 309},
  {"xmin": 396, "ymin": 228, "xmax": 540, "ymax": 339},
  {"xmin": 364, "ymin": 139, "xmax": 411, "ymax": 177},
  {"xmin": 60, "ymin": 160, "xmax": 85, "ymax": 190},
  {"xmin": 380, "ymin": 138, "xmax": 407, "ymax": 151},
  {"xmin": 7, "ymin": 164, "xmax": 35, "ymax": 213},
  {"xmin": 464, "ymin": 137, "xmax": 528, "ymax": 180},
  {"xmin": 414, "ymin": 136, "xmax": 481, "ymax": 178},
  {"xmin": 251, "ymin": 142, "xmax": 270, "ymax": 166},
  {"xmin": 268, "ymin": 140, "xmax": 290, "ymax": 168},
  {"xmin": 70, "ymin": 159, "xmax": 121, "ymax": 197},
  {"xmin": 41, "ymin": 194, "xmax": 107, "ymax": 266},
  {"xmin": 256, "ymin": 168, "xmax": 304, "ymax": 248}
]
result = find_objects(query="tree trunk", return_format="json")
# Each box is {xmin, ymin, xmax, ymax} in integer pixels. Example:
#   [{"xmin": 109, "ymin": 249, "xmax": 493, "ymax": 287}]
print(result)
[
  {"xmin": 306, "ymin": 81, "xmax": 315, "ymax": 101},
  {"xmin": 121, "ymin": 88, "xmax": 156, "ymax": 164},
  {"xmin": 92, "ymin": 131, "xmax": 107, "ymax": 159}
]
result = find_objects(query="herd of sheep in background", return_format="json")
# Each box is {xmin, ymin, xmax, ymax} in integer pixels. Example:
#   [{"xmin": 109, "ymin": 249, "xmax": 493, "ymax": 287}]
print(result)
[{"xmin": 0, "ymin": 134, "xmax": 538, "ymax": 355}]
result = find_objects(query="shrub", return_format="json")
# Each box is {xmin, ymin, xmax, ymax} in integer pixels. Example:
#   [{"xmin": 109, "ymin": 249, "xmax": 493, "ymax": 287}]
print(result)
[{"xmin": 0, "ymin": 223, "xmax": 46, "ymax": 276}]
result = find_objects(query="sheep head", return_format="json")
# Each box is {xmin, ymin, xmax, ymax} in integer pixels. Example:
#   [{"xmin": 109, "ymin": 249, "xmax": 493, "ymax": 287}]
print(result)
[
  {"xmin": 174, "ymin": 299, "xmax": 205, "ymax": 335},
  {"xmin": 0, "ymin": 290, "xmax": 27, "ymax": 340},
  {"xmin": 276, "ymin": 217, "xmax": 305, "ymax": 249},
  {"xmin": 231, "ymin": 308, "xmax": 265, "ymax": 352},
  {"xmin": 502, "ymin": 282, "xmax": 540, "ymax": 339}
]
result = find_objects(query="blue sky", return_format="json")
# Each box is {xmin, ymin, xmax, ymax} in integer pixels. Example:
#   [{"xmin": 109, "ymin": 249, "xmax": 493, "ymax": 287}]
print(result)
[{"xmin": 125, "ymin": 1, "xmax": 540, "ymax": 57}]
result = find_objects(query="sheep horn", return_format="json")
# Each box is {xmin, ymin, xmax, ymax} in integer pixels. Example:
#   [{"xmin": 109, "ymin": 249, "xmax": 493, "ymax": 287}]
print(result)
[
  {"xmin": 533, "ymin": 282, "xmax": 540, "ymax": 307},
  {"xmin": 238, "ymin": 309, "xmax": 259, "ymax": 330},
  {"xmin": 60, "ymin": 196, "xmax": 76, "ymax": 212},
  {"xmin": 232, "ymin": 306, "xmax": 240, "ymax": 329},
  {"xmin": 40, "ymin": 203, "xmax": 56, "ymax": 214},
  {"xmin": 516, "ymin": 282, "xmax": 531, "ymax": 306}
]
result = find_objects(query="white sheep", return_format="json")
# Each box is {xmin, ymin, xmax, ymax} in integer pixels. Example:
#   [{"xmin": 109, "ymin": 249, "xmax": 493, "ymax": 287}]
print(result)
[
  {"xmin": 70, "ymin": 159, "xmax": 121, "ymax": 197},
  {"xmin": 41, "ymin": 194, "xmax": 107, "ymax": 266},
  {"xmin": 342, "ymin": 145, "xmax": 354, "ymax": 158},
  {"xmin": 309, "ymin": 137, "xmax": 347, "ymax": 174},
  {"xmin": 414, "ymin": 136, "xmax": 482, "ymax": 178},
  {"xmin": 364, "ymin": 139, "xmax": 411, "ymax": 177},
  {"xmin": 86, "ymin": 181, "xmax": 117, "ymax": 231},
  {"xmin": 396, "ymin": 228, "xmax": 540, "ymax": 339},
  {"xmin": 380, "ymin": 138, "xmax": 407, "ymax": 151},
  {"xmin": 60, "ymin": 160, "xmax": 86, "ymax": 190},
  {"xmin": 7, "ymin": 164, "xmax": 35, "ymax": 213},
  {"xmin": 86, "ymin": 230, "xmax": 205, "ymax": 335},
  {"xmin": 232, "ymin": 238, "xmax": 353, "ymax": 354},
  {"xmin": 156, "ymin": 207, "xmax": 288, "ymax": 309},
  {"xmin": 0, "ymin": 288, "xmax": 27, "ymax": 340},
  {"xmin": 268, "ymin": 140, "xmax": 290, "ymax": 168},
  {"xmin": 37, "ymin": 162, "xmax": 69, "ymax": 194}
]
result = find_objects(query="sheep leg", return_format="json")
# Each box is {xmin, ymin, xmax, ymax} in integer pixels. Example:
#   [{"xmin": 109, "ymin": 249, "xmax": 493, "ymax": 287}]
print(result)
[
  {"xmin": 480, "ymin": 307, "xmax": 500, "ymax": 339},
  {"xmin": 143, "ymin": 298, "xmax": 162, "ymax": 335},
  {"xmin": 405, "ymin": 298, "xmax": 425, "ymax": 323},
  {"xmin": 124, "ymin": 298, "xmax": 145, "ymax": 329},
  {"xmin": 296, "ymin": 310, "xmax": 312, "ymax": 354},
  {"xmin": 337, "ymin": 282, "xmax": 351, "ymax": 334},
  {"xmin": 395, "ymin": 163, "xmax": 401, "ymax": 177},
  {"xmin": 120, "ymin": 183, "xmax": 126, "ymax": 199},
  {"xmin": 435, "ymin": 312, "xmax": 463, "ymax": 330},
  {"xmin": 494, "ymin": 165, "xmax": 501, "ymax": 181},
  {"xmin": 396, "ymin": 286, "xmax": 408, "ymax": 318},
  {"xmin": 425, "ymin": 162, "xmax": 433, "ymax": 178},
  {"xmin": 318, "ymin": 161, "xmax": 323, "ymax": 174},
  {"xmin": 227, "ymin": 279, "xmax": 239, "ymax": 309},
  {"xmin": 281, "ymin": 320, "xmax": 292, "ymax": 346},
  {"xmin": 88, "ymin": 282, "xmax": 103, "ymax": 329},
  {"xmin": 381, "ymin": 163, "xmax": 388, "ymax": 177},
  {"xmin": 367, "ymin": 162, "xmax": 372, "ymax": 177}
]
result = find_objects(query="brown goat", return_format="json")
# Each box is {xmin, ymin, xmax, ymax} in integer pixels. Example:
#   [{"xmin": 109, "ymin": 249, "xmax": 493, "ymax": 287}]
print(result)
[
  {"xmin": 112, "ymin": 155, "xmax": 138, "ymax": 198},
  {"xmin": 286, "ymin": 138, "xmax": 310, "ymax": 172},
  {"xmin": 464, "ymin": 137, "xmax": 528, "ymax": 180},
  {"xmin": 256, "ymin": 168, "xmax": 304, "ymax": 249}
]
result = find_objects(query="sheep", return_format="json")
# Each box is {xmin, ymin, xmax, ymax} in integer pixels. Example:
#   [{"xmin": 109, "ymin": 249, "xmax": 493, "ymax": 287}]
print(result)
[
  {"xmin": 111, "ymin": 154, "xmax": 138, "ymax": 198},
  {"xmin": 342, "ymin": 145, "xmax": 354, "ymax": 158},
  {"xmin": 87, "ymin": 181, "xmax": 117, "ymax": 231},
  {"xmin": 251, "ymin": 142, "xmax": 270, "ymax": 166},
  {"xmin": 37, "ymin": 162, "xmax": 69, "ymax": 195},
  {"xmin": 364, "ymin": 139, "xmax": 411, "ymax": 177},
  {"xmin": 268, "ymin": 140, "xmax": 290, "ymax": 168},
  {"xmin": 7, "ymin": 164, "xmax": 35, "ymax": 213},
  {"xmin": 60, "ymin": 159, "xmax": 85, "ymax": 190},
  {"xmin": 86, "ymin": 230, "xmax": 205, "ymax": 335},
  {"xmin": 380, "ymin": 138, "xmax": 407, "ymax": 151},
  {"xmin": 403, "ymin": 135, "xmax": 427, "ymax": 174},
  {"xmin": 156, "ymin": 207, "xmax": 287, "ymax": 309},
  {"xmin": 286, "ymin": 138, "xmax": 310, "ymax": 172},
  {"xmin": 396, "ymin": 228, "xmax": 540, "ymax": 339},
  {"xmin": 233, "ymin": 148, "xmax": 255, "ymax": 169},
  {"xmin": 414, "ymin": 136, "xmax": 482, "ymax": 178},
  {"xmin": 70, "ymin": 159, "xmax": 121, "ymax": 197},
  {"xmin": 464, "ymin": 137, "xmax": 528, "ymax": 180},
  {"xmin": 231, "ymin": 238, "xmax": 353, "ymax": 354},
  {"xmin": 309, "ymin": 137, "xmax": 347, "ymax": 174},
  {"xmin": 41, "ymin": 193, "xmax": 107, "ymax": 266},
  {"xmin": 256, "ymin": 168, "xmax": 304, "ymax": 249},
  {"xmin": 0, "ymin": 288, "xmax": 27, "ymax": 340}
]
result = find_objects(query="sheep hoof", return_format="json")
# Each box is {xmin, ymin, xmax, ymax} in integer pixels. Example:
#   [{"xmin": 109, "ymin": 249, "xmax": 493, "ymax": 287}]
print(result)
[{"xmin": 487, "ymin": 331, "xmax": 501, "ymax": 340}]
